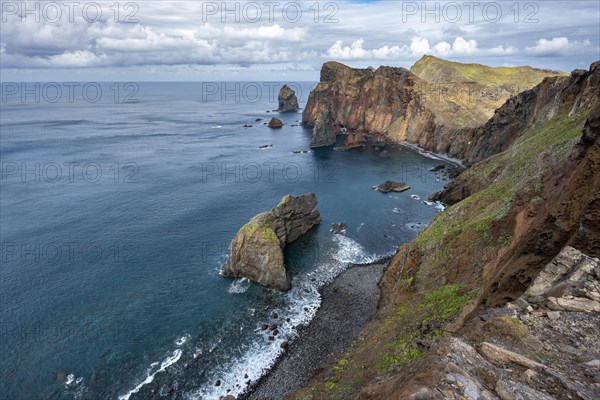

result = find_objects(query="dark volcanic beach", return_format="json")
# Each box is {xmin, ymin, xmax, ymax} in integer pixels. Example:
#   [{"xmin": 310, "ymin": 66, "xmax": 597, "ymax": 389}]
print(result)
[{"xmin": 245, "ymin": 262, "xmax": 387, "ymax": 399}]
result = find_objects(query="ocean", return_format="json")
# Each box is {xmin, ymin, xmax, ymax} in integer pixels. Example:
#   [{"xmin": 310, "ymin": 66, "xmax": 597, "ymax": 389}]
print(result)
[{"xmin": 0, "ymin": 82, "xmax": 451, "ymax": 399}]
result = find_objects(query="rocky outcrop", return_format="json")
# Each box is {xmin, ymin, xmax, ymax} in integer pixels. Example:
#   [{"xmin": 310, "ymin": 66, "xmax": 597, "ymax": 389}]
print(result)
[
  {"xmin": 374, "ymin": 180, "xmax": 411, "ymax": 193},
  {"xmin": 355, "ymin": 247, "xmax": 600, "ymax": 400},
  {"xmin": 309, "ymin": 109, "xmax": 336, "ymax": 147},
  {"xmin": 522, "ymin": 246, "xmax": 600, "ymax": 312},
  {"xmin": 302, "ymin": 57, "xmax": 583, "ymax": 164},
  {"xmin": 277, "ymin": 85, "xmax": 299, "ymax": 112},
  {"xmin": 267, "ymin": 117, "xmax": 283, "ymax": 128},
  {"xmin": 221, "ymin": 194, "xmax": 321, "ymax": 291}
]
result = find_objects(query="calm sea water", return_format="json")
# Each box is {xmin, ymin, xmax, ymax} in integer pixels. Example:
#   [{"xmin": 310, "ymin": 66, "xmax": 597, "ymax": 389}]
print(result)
[{"xmin": 0, "ymin": 82, "xmax": 451, "ymax": 399}]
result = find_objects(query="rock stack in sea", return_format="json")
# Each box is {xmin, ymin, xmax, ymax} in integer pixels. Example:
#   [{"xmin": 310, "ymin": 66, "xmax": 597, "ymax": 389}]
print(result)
[
  {"xmin": 277, "ymin": 85, "xmax": 300, "ymax": 112},
  {"xmin": 221, "ymin": 193, "xmax": 321, "ymax": 291}
]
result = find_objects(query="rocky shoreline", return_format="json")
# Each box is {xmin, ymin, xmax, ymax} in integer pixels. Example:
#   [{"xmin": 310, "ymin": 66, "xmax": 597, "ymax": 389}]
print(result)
[{"xmin": 240, "ymin": 262, "xmax": 388, "ymax": 400}]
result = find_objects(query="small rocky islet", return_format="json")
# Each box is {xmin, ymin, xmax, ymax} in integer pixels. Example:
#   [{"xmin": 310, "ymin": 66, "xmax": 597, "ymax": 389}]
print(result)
[
  {"xmin": 374, "ymin": 180, "xmax": 411, "ymax": 193},
  {"xmin": 220, "ymin": 193, "xmax": 321, "ymax": 291}
]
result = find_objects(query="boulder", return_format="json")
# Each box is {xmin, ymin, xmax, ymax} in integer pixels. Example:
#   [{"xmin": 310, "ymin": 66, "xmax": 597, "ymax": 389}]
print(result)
[
  {"xmin": 379, "ymin": 150, "xmax": 391, "ymax": 158},
  {"xmin": 375, "ymin": 180, "xmax": 411, "ymax": 193},
  {"xmin": 268, "ymin": 117, "xmax": 284, "ymax": 128},
  {"xmin": 221, "ymin": 194, "xmax": 321, "ymax": 291},
  {"xmin": 277, "ymin": 84, "xmax": 299, "ymax": 112}
]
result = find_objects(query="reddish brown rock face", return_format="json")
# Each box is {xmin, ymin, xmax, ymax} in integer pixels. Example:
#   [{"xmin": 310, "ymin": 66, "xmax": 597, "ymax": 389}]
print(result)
[
  {"xmin": 267, "ymin": 117, "xmax": 284, "ymax": 128},
  {"xmin": 302, "ymin": 59, "xmax": 575, "ymax": 164}
]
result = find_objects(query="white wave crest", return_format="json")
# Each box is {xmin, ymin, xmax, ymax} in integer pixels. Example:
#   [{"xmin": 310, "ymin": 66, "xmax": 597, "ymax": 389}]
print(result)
[
  {"xmin": 228, "ymin": 278, "xmax": 251, "ymax": 294},
  {"xmin": 186, "ymin": 235, "xmax": 383, "ymax": 399},
  {"xmin": 118, "ymin": 349, "xmax": 182, "ymax": 400}
]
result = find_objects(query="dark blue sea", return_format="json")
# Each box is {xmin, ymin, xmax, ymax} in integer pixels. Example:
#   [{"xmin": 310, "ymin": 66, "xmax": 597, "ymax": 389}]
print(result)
[{"xmin": 0, "ymin": 82, "xmax": 452, "ymax": 399}]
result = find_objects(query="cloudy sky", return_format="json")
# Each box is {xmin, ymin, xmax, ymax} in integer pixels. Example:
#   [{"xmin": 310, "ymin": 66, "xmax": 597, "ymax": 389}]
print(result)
[{"xmin": 1, "ymin": 0, "xmax": 599, "ymax": 81}]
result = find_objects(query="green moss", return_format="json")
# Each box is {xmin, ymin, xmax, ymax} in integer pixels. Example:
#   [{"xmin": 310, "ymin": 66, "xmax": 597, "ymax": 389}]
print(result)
[
  {"xmin": 278, "ymin": 195, "xmax": 291, "ymax": 206},
  {"xmin": 240, "ymin": 222, "xmax": 279, "ymax": 245},
  {"xmin": 332, "ymin": 358, "xmax": 349, "ymax": 373},
  {"xmin": 499, "ymin": 234, "xmax": 512, "ymax": 247},
  {"xmin": 375, "ymin": 285, "xmax": 473, "ymax": 374},
  {"xmin": 324, "ymin": 381, "xmax": 336, "ymax": 391},
  {"xmin": 260, "ymin": 227, "xmax": 279, "ymax": 244},
  {"xmin": 419, "ymin": 284, "xmax": 475, "ymax": 320}
]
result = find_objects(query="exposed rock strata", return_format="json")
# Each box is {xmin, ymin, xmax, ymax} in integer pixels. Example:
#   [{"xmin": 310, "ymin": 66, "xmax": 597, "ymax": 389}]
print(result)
[
  {"xmin": 302, "ymin": 57, "xmax": 586, "ymax": 164},
  {"xmin": 289, "ymin": 60, "xmax": 600, "ymax": 400},
  {"xmin": 221, "ymin": 194, "xmax": 321, "ymax": 291},
  {"xmin": 392, "ymin": 247, "xmax": 600, "ymax": 400}
]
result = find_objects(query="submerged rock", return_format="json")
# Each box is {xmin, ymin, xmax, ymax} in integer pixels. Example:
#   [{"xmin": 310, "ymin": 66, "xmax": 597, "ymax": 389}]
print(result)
[
  {"xmin": 332, "ymin": 223, "xmax": 347, "ymax": 235},
  {"xmin": 267, "ymin": 117, "xmax": 284, "ymax": 128},
  {"xmin": 379, "ymin": 150, "xmax": 391, "ymax": 158},
  {"xmin": 277, "ymin": 85, "xmax": 299, "ymax": 112},
  {"xmin": 221, "ymin": 193, "xmax": 321, "ymax": 291},
  {"xmin": 375, "ymin": 180, "xmax": 411, "ymax": 193}
]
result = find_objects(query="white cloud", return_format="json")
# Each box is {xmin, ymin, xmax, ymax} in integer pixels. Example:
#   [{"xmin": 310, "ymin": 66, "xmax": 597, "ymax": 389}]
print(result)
[
  {"xmin": 525, "ymin": 37, "xmax": 598, "ymax": 57},
  {"xmin": 326, "ymin": 39, "xmax": 370, "ymax": 59},
  {"xmin": 410, "ymin": 38, "xmax": 431, "ymax": 55},
  {"xmin": 525, "ymin": 37, "xmax": 570, "ymax": 56},
  {"xmin": 451, "ymin": 37, "xmax": 478, "ymax": 55},
  {"xmin": 0, "ymin": 0, "xmax": 598, "ymax": 76},
  {"xmin": 324, "ymin": 36, "xmax": 520, "ymax": 61},
  {"xmin": 46, "ymin": 50, "xmax": 107, "ymax": 67}
]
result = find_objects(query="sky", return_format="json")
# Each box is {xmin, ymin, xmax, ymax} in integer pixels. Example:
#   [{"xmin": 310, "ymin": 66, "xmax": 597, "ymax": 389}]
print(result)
[{"xmin": 1, "ymin": 0, "xmax": 599, "ymax": 81}]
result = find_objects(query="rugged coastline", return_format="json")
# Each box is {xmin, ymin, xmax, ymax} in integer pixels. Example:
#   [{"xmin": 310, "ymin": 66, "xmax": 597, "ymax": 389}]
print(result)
[
  {"xmin": 242, "ymin": 262, "xmax": 388, "ymax": 400},
  {"xmin": 218, "ymin": 59, "xmax": 599, "ymax": 399},
  {"xmin": 288, "ymin": 60, "xmax": 600, "ymax": 399}
]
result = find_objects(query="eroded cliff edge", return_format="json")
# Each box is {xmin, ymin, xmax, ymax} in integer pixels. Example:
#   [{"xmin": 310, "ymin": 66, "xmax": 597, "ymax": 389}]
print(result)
[
  {"xmin": 290, "ymin": 60, "xmax": 600, "ymax": 399},
  {"xmin": 302, "ymin": 55, "xmax": 571, "ymax": 164}
]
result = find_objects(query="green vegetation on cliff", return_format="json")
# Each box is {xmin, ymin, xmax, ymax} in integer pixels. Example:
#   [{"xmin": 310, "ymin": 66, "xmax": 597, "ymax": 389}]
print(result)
[
  {"xmin": 411, "ymin": 54, "xmax": 566, "ymax": 88},
  {"xmin": 292, "ymin": 108, "xmax": 590, "ymax": 400}
]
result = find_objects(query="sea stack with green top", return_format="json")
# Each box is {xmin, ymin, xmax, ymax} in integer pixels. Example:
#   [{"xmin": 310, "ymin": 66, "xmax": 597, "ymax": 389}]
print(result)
[{"xmin": 220, "ymin": 193, "xmax": 321, "ymax": 291}]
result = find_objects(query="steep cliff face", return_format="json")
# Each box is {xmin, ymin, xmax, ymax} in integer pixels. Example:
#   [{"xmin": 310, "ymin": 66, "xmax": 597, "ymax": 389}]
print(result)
[
  {"xmin": 467, "ymin": 62, "xmax": 600, "ymax": 164},
  {"xmin": 303, "ymin": 56, "xmax": 568, "ymax": 162},
  {"xmin": 435, "ymin": 61, "xmax": 600, "ymax": 201},
  {"xmin": 290, "ymin": 60, "xmax": 600, "ymax": 400}
]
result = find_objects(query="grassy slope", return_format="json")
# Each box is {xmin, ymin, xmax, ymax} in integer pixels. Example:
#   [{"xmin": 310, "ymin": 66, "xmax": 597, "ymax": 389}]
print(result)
[
  {"xmin": 409, "ymin": 56, "xmax": 566, "ymax": 128},
  {"xmin": 290, "ymin": 109, "xmax": 589, "ymax": 400},
  {"xmin": 411, "ymin": 55, "xmax": 566, "ymax": 87}
]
